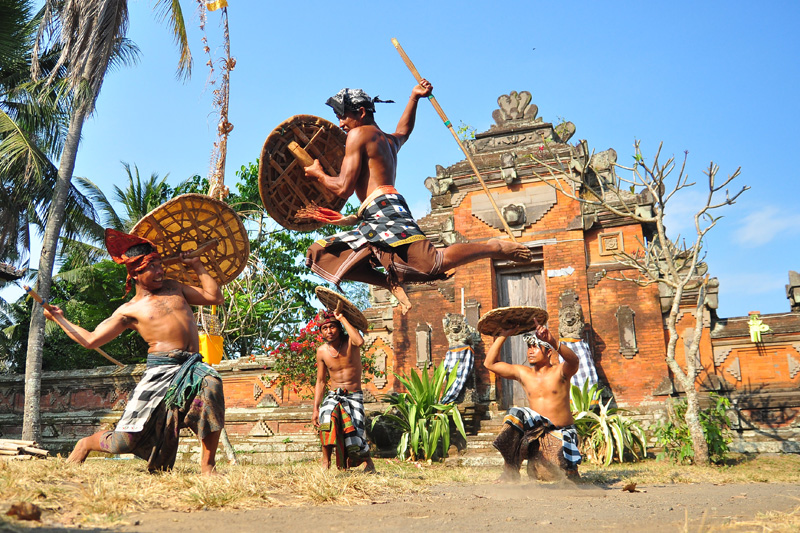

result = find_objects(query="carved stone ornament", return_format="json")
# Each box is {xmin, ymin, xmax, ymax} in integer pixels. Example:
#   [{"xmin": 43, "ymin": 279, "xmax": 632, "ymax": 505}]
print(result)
[
  {"xmin": 472, "ymin": 187, "xmax": 556, "ymax": 232},
  {"xmin": 599, "ymin": 231, "xmax": 624, "ymax": 256},
  {"xmin": 615, "ymin": 305, "xmax": 638, "ymax": 358},
  {"xmin": 558, "ymin": 290, "xmax": 585, "ymax": 340},
  {"xmin": 500, "ymin": 152, "xmax": 517, "ymax": 184},
  {"xmin": 416, "ymin": 323, "xmax": 432, "ymax": 370},
  {"xmin": 248, "ymin": 419, "xmax": 275, "ymax": 437},
  {"xmin": 492, "ymin": 91, "xmax": 538, "ymax": 125},
  {"xmin": 373, "ymin": 349, "xmax": 388, "ymax": 389},
  {"xmin": 502, "ymin": 203, "xmax": 526, "ymax": 227},
  {"xmin": 726, "ymin": 357, "xmax": 742, "ymax": 382},
  {"xmin": 443, "ymin": 313, "xmax": 479, "ymax": 349}
]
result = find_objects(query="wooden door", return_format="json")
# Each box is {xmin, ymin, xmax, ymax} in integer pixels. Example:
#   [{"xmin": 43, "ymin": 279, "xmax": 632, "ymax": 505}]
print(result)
[{"xmin": 495, "ymin": 268, "xmax": 546, "ymax": 408}]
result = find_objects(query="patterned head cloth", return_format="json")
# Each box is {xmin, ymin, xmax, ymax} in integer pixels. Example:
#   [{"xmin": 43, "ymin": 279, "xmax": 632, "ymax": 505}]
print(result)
[
  {"xmin": 325, "ymin": 88, "xmax": 394, "ymax": 117},
  {"xmin": 522, "ymin": 332, "xmax": 556, "ymax": 353},
  {"xmin": 318, "ymin": 311, "xmax": 341, "ymax": 330},
  {"xmin": 104, "ymin": 228, "xmax": 161, "ymax": 295}
]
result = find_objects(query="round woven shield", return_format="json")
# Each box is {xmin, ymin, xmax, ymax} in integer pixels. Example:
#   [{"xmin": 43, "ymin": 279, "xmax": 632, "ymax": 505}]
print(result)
[
  {"xmin": 131, "ymin": 194, "xmax": 249, "ymax": 287},
  {"xmin": 259, "ymin": 115, "xmax": 348, "ymax": 231},
  {"xmin": 477, "ymin": 306, "xmax": 549, "ymax": 337},
  {"xmin": 315, "ymin": 286, "xmax": 369, "ymax": 332}
]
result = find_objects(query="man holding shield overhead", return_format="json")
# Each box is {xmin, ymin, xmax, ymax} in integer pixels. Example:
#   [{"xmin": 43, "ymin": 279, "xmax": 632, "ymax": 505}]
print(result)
[
  {"xmin": 304, "ymin": 80, "xmax": 533, "ymax": 313},
  {"xmin": 42, "ymin": 229, "xmax": 226, "ymax": 475},
  {"xmin": 484, "ymin": 318, "xmax": 581, "ymax": 481}
]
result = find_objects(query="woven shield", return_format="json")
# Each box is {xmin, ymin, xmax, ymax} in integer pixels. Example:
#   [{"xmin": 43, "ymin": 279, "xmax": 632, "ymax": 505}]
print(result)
[
  {"xmin": 131, "ymin": 194, "xmax": 249, "ymax": 287},
  {"xmin": 315, "ymin": 286, "xmax": 369, "ymax": 332},
  {"xmin": 477, "ymin": 306, "xmax": 549, "ymax": 337},
  {"xmin": 259, "ymin": 115, "xmax": 347, "ymax": 231}
]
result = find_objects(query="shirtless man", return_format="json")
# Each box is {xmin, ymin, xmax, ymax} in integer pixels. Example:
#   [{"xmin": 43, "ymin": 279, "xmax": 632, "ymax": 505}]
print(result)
[
  {"xmin": 484, "ymin": 320, "xmax": 581, "ymax": 481},
  {"xmin": 43, "ymin": 229, "xmax": 225, "ymax": 475},
  {"xmin": 304, "ymin": 80, "xmax": 532, "ymax": 313},
  {"xmin": 312, "ymin": 309, "xmax": 375, "ymax": 472}
]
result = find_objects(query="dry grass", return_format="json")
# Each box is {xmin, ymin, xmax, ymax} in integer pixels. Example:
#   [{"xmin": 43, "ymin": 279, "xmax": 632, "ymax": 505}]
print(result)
[{"xmin": 0, "ymin": 454, "xmax": 797, "ymax": 529}]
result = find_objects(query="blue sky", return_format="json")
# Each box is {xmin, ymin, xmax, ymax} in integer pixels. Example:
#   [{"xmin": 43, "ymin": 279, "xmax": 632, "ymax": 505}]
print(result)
[{"xmin": 21, "ymin": 1, "xmax": 800, "ymax": 318}]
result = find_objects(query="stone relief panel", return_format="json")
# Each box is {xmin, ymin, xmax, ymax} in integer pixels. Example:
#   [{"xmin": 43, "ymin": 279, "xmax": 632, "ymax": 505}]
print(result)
[
  {"xmin": 599, "ymin": 231, "xmax": 624, "ymax": 256},
  {"xmin": 373, "ymin": 349, "xmax": 388, "ymax": 389},
  {"xmin": 615, "ymin": 306, "xmax": 638, "ymax": 359},
  {"xmin": 416, "ymin": 323, "xmax": 432, "ymax": 370},
  {"xmin": 471, "ymin": 187, "xmax": 557, "ymax": 233},
  {"xmin": 558, "ymin": 290, "xmax": 585, "ymax": 340}
]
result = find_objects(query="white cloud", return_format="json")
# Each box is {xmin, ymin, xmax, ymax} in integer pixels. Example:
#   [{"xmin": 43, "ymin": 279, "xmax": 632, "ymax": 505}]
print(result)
[{"xmin": 735, "ymin": 207, "xmax": 800, "ymax": 246}]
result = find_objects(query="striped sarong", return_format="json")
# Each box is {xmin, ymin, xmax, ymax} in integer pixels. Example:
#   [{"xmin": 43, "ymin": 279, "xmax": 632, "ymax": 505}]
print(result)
[
  {"xmin": 318, "ymin": 389, "xmax": 370, "ymax": 458},
  {"xmin": 440, "ymin": 346, "xmax": 474, "ymax": 404}
]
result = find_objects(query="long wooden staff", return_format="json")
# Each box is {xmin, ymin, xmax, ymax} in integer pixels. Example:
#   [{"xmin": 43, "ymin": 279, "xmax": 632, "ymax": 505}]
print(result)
[
  {"xmin": 391, "ymin": 38, "xmax": 517, "ymax": 242},
  {"xmin": 23, "ymin": 285, "xmax": 124, "ymax": 367}
]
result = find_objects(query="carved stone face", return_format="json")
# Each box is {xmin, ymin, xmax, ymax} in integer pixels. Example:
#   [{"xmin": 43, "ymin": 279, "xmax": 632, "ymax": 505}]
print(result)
[
  {"xmin": 558, "ymin": 304, "xmax": 584, "ymax": 339},
  {"xmin": 443, "ymin": 313, "xmax": 475, "ymax": 348}
]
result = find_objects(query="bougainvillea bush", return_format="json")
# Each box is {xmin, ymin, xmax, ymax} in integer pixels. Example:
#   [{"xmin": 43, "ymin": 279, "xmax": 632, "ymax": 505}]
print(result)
[{"xmin": 264, "ymin": 312, "xmax": 382, "ymax": 398}]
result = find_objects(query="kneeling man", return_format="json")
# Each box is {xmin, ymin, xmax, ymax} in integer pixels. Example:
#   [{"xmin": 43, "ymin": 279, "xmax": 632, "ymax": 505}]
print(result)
[
  {"xmin": 484, "ymin": 320, "xmax": 581, "ymax": 481},
  {"xmin": 312, "ymin": 309, "xmax": 376, "ymax": 472}
]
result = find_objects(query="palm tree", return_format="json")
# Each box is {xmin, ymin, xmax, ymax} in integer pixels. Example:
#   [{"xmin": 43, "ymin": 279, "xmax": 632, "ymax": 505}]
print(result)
[{"xmin": 21, "ymin": 0, "xmax": 194, "ymax": 441}]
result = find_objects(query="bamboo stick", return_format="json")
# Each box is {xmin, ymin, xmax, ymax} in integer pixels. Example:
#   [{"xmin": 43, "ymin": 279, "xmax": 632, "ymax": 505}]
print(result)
[
  {"xmin": 23, "ymin": 286, "xmax": 124, "ymax": 367},
  {"xmin": 0, "ymin": 439, "xmax": 35, "ymax": 446},
  {"xmin": 391, "ymin": 38, "xmax": 517, "ymax": 242}
]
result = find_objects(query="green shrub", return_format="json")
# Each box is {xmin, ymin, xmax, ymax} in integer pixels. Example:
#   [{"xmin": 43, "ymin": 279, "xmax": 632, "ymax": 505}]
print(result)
[
  {"xmin": 372, "ymin": 361, "xmax": 467, "ymax": 462},
  {"xmin": 652, "ymin": 392, "xmax": 732, "ymax": 464},
  {"xmin": 570, "ymin": 382, "xmax": 647, "ymax": 466}
]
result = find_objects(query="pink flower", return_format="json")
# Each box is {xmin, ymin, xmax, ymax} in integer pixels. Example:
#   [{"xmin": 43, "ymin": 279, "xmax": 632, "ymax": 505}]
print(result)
[{"xmin": 290, "ymin": 342, "xmax": 301, "ymax": 352}]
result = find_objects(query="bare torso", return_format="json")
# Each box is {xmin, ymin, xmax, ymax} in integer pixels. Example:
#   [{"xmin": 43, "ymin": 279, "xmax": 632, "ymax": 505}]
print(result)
[
  {"xmin": 350, "ymin": 125, "xmax": 399, "ymax": 202},
  {"xmin": 517, "ymin": 364, "xmax": 575, "ymax": 428},
  {"xmin": 115, "ymin": 280, "xmax": 200, "ymax": 353},
  {"xmin": 318, "ymin": 339, "xmax": 363, "ymax": 392}
]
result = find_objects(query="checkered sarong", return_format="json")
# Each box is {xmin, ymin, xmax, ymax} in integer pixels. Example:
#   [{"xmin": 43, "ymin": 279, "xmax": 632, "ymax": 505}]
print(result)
[
  {"xmin": 558, "ymin": 339, "xmax": 599, "ymax": 389},
  {"xmin": 503, "ymin": 407, "xmax": 582, "ymax": 469},
  {"xmin": 314, "ymin": 190, "xmax": 426, "ymax": 251},
  {"xmin": 440, "ymin": 346, "xmax": 474, "ymax": 404},
  {"xmin": 318, "ymin": 389, "xmax": 370, "ymax": 457},
  {"xmin": 115, "ymin": 354, "xmax": 182, "ymax": 432}
]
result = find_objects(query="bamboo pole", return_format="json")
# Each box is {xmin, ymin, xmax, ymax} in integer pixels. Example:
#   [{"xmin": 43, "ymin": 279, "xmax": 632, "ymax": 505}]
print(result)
[
  {"xmin": 391, "ymin": 38, "xmax": 517, "ymax": 242},
  {"xmin": 23, "ymin": 285, "xmax": 124, "ymax": 367}
]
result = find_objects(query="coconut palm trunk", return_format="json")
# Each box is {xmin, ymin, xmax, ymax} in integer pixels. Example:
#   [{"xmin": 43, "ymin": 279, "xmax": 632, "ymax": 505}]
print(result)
[{"xmin": 22, "ymin": 103, "xmax": 88, "ymax": 441}]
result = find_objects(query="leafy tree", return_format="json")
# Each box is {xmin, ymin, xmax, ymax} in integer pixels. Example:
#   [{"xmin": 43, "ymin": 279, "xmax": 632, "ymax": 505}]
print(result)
[{"xmin": 22, "ymin": 0, "xmax": 193, "ymax": 441}]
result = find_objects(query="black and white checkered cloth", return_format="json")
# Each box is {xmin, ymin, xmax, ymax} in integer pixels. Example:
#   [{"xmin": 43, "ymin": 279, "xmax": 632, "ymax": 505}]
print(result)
[
  {"xmin": 318, "ymin": 389, "xmax": 370, "ymax": 456},
  {"xmin": 115, "ymin": 354, "xmax": 183, "ymax": 433},
  {"xmin": 315, "ymin": 192, "xmax": 427, "ymax": 251},
  {"xmin": 440, "ymin": 346, "xmax": 474, "ymax": 404},
  {"xmin": 559, "ymin": 339, "xmax": 599, "ymax": 390},
  {"xmin": 504, "ymin": 406, "xmax": 582, "ymax": 469}
]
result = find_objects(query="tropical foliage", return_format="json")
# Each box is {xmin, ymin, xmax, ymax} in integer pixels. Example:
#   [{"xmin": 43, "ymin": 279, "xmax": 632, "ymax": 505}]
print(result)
[
  {"xmin": 263, "ymin": 311, "xmax": 382, "ymax": 398},
  {"xmin": 570, "ymin": 382, "xmax": 647, "ymax": 466},
  {"xmin": 652, "ymin": 393, "xmax": 732, "ymax": 465},
  {"xmin": 372, "ymin": 361, "xmax": 467, "ymax": 462}
]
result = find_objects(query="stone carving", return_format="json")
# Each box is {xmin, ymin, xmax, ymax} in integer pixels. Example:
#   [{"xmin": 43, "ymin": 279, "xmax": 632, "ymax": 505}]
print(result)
[
  {"xmin": 362, "ymin": 390, "xmax": 377, "ymax": 403},
  {"xmin": 787, "ymin": 271, "xmax": 800, "ymax": 312},
  {"xmin": 443, "ymin": 313, "xmax": 479, "ymax": 349},
  {"xmin": 373, "ymin": 349, "xmax": 387, "ymax": 389},
  {"xmin": 257, "ymin": 393, "xmax": 279, "ymax": 408},
  {"xmin": 558, "ymin": 290, "xmax": 585, "ymax": 340},
  {"xmin": 424, "ymin": 165, "xmax": 454, "ymax": 197},
  {"xmin": 416, "ymin": 323, "xmax": 432, "ymax": 370},
  {"xmin": 727, "ymin": 357, "xmax": 742, "ymax": 381},
  {"xmin": 500, "ymin": 152, "xmax": 517, "ymax": 184},
  {"xmin": 788, "ymin": 353, "xmax": 800, "ymax": 380},
  {"xmin": 714, "ymin": 347, "xmax": 733, "ymax": 367},
  {"xmin": 553, "ymin": 121, "xmax": 576, "ymax": 143},
  {"xmin": 471, "ymin": 187, "xmax": 557, "ymax": 232},
  {"xmin": 615, "ymin": 305, "xmax": 638, "ymax": 358},
  {"xmin": 599, "ymin": 231, "xmax": 624, "ymax": 256},
  {"xmin": 502, "ymin": 203, "xmax": 526, "ymax": 227},
  {"xmin": 253, "ymin": 381, "xmax": 263, "ymax": 402},
  {"xmin": 682, "ymin": 328, "xmax": 702, "ymax": 376},
  {"xmin": 492, "ymin": 91, "xmax": 538, "ymax": 124},
  {"xmin": 249, "ymin": 419, "xmax": 275, "ymax": 437},
  {"xmin": 588, "ymin": 148, "xmax": 618, "ymax": 188}
]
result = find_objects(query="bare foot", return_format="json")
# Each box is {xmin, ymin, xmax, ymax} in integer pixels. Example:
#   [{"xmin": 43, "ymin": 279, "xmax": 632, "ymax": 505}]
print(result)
[
  {"xmin": 66, "ymin": 439, "xmax": 90, "ymax": 464},
  {"xmin": 390, "ymin": 285, "xmax": 412, "ymax": 314},
  {"xmin": 489, "ymin": 238, "xmax": 532, "ymax": 263},
  {"xmin": 201, "ymin": 464, "xmax": 220, "ymax": 476}
]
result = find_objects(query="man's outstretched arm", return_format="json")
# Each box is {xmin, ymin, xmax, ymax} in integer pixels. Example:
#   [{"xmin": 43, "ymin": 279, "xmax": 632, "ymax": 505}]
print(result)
[{"xmin": 484, "ymin": 329, "xmax": 520, "ymax": 381}]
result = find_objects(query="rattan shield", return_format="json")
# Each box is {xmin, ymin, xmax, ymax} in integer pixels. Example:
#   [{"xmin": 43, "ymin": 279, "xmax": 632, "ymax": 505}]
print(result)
[
  {"xmin": 259, "ymin": 115, "xmax": 348, "ymax": 231},
  {"xmin": 131, "ymin": 194, "xmax": 249, "ymax": 287},
  {"xmin": 477, "ymin": 306, "xmax": 549, "ymax": 337},
  {"xmin": 315, "ymin": 286, "xmax": 369, "ymax": 332}
]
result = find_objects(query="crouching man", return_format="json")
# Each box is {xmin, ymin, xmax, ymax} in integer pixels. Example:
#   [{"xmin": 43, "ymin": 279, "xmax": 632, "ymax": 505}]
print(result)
[
  {"xmin": 484, "ymin": 320, "xmax": 581, "ymax": 481},
  {"xmin": 312, "ymin": 309, "xmax": 376, "ymax": 472}
]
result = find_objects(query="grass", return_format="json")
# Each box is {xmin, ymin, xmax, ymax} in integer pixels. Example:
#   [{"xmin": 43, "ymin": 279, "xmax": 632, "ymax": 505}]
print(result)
[{"xmin": 0, "ymin": 454, "xmax": 798, "ymax": 529}]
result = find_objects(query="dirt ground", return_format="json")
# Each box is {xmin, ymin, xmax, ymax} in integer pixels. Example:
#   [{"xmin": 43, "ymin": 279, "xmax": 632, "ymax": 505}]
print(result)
[{"xmin": 101, "ymin": 480, "xmax": 798, "ymax": 533}]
